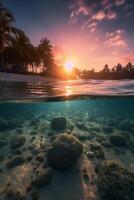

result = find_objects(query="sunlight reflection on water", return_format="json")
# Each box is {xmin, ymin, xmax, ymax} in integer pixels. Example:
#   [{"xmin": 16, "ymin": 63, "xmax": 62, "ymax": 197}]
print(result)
[{"xmin": 0, "ymin": 79, "xmax": 134, "ymax": 99}]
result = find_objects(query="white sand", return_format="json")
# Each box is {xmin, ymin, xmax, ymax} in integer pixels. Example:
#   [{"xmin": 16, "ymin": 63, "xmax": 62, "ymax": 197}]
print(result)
[{"xmin": 0, "ymin": 72, "xmax": 56, "ymax": 82}]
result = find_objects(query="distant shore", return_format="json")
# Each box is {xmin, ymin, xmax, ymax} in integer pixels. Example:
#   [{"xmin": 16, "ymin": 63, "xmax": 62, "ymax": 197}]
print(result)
[{"xmin": 0, "ymin": 72, "xmax": 57, "ymax": 82}]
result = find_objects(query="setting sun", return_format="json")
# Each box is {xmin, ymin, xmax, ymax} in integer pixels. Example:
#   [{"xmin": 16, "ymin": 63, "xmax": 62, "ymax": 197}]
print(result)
[{"xmin": 64, "ymin": 60, "xmax": 74, "ymax": 72}]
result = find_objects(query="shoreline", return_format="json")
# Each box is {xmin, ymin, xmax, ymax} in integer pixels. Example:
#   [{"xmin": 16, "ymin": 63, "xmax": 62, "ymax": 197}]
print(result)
[{"xmin": 0, "ymin": 72, "xmax": 57, "ymax": 83}]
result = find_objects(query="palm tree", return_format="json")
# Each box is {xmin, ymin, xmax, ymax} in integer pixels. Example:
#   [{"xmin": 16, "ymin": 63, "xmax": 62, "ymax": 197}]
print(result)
[
  {"xmin": 0, "ymin": 1, "xmax": 23, "ymax": 67},
  {"xmin": 102, "ymin": 64, "xmax": 110, "ymax": 74},
  {"xmin": 11, "ymin": 31, "xmax": 33, "ymax": 63},
  {"xmin": 38, "ymin": 38, "xmax": 55, "ymax": 73}
]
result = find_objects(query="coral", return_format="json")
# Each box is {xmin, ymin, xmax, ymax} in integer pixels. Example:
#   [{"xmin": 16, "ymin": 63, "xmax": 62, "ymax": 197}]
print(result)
[{"xmin": 96, "ymin": 160, "xmax": 134, "ymax": 200}]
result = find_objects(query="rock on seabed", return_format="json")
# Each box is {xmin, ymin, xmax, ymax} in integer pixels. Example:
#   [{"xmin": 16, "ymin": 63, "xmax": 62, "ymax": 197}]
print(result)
[
  {"xmin": 47, "ymin": 134, "xmax": 83, "ymax": 169},
  {"xmin": 51, "ymin": 117, "xmax": 67, "ymax": 131}
]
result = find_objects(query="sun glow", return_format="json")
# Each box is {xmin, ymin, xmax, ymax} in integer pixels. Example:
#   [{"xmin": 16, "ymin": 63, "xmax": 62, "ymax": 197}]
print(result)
[{"xmin": 64, "ymin": 60, "xmax": 74, "ymax": 72}]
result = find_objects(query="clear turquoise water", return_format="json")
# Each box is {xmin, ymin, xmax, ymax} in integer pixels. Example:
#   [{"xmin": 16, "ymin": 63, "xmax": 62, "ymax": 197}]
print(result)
[{"xmin": 0, "ymin": 80, "xmax": 134, "ymax": 200}]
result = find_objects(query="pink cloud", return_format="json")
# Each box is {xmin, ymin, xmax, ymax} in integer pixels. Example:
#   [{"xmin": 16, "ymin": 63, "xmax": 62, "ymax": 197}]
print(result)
[
  {"xmin": 107, "ymin": 10, "xmax": 117, "ymax": 19},
  {"xmin": 101, "ymin": 0, "xmax": 113, "ymax": 9},
  {"xmin": 115, "ymin": 0, "xmax": 126, "ymax": 6},
  {"xmin": 104, "ymin": 29, "xmax": 127, "ymax": 48},
  {"xmin": 124, "ymin": 53, "xmax": 134, "ymax": 63},
  {"xmin": 92, "ymin": 10, "xmax": 117, "ymax": 21},
  {"xmin": 92, "ymin": 10, "xmax": 106, "ymax": 20},
  {"xmin": 87, "ymin": 22, "xmax": 98, "ymax": 32}
]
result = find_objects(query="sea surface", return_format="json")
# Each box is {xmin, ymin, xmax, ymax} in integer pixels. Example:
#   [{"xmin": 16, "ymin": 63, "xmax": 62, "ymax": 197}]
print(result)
[{"xmin": 0, "ymin": 79, "xmax": 134, "ymax": 200}]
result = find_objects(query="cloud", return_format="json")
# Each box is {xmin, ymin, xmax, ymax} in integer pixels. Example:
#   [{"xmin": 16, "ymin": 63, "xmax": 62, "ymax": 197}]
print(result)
[
  {"xmin": 92, "ymin": 10, "xmax": 117, "ymax": 20},
  {"xmin": 88, "ymin": 22, "xmax": 98, "ymax": 32},
  {"xmin": 92, "ymin": 10, "xmax": 106, "ymax": 20},
  {"xmin": 123, "ymin": 53, "xmax": 134, "ymax": 63},
  {"xmin": 104, "ymin": 29, "xmax": 127, "ymax": 48},
  {"xmin": 101, "ymin": 0, "xmax": 113, "ymax": 9},
  {"xmin": 69, "ymin": 0, "xmax": 118, "ymax": 32},
  {"xmin": 107, "ymin": 10, "xmax": 117, "ymax": 19},
  {"xmin": 115, "ymin": 0, "xmax": 126, "ymax": 6}
]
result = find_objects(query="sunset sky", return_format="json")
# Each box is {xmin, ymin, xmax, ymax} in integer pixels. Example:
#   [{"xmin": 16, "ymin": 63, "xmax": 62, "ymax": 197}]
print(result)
[{"xmin": 4, "ymin": 0, "xmax": 134, "ymax": 71}]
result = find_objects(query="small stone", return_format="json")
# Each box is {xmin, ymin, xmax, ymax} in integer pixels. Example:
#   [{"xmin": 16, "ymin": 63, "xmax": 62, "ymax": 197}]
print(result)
[{"xmin": 87, "ymin": 151, "xmax": 95, "ymax": 159}]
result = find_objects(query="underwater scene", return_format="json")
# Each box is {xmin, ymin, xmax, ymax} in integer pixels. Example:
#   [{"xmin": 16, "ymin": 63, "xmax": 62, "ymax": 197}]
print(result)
[{"xmin": 0, "ymin": 97, "xmax": 134, "ymax": 200}]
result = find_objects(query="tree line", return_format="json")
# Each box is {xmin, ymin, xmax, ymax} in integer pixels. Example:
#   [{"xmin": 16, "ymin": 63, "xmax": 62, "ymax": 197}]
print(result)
[{"xmin": 81, "ymin": 63, "xmax": 134, "ymax": 79}]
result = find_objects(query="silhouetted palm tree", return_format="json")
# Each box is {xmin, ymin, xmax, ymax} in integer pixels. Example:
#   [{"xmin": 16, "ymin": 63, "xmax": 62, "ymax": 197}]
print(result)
[
  {"xmin": 102, "ymin": 64, "xmax": 110, "ymax": 73},
  {"xmin": 38, "ymin": 38, "xmax": 55, "ymax": 73},
  {"xmin": 0, "ymin": 1, "xmax": 23, "ymax": 67}
]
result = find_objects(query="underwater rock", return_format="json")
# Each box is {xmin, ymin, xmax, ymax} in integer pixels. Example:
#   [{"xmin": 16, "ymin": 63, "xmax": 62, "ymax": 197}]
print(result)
[
  {"xmin": 51, "ymin": 117, "xmax": 67, "ymax": 131},
  {"xmin": 6, "ymin": 156, "xmax": 25, "ymax": 168},
  {"xmin": 47, "ymin": 134, "xmax": 83, "ymax": 169},
  {"xmin": 96, "ymin": 160, "xmax": 134, "ymax": 200},
  {"xmin": 10, "ymin": 135, "xmax": 26, "ymax": 149},
  {"xmin": 33, "ymin": 167, "xmax": 53, "ymax": 187},
  {"xmin": 109, "ymin": 134, "xmax": 126, "ymax": 147},
  {"xmin": 86, "ymin": 151, "xmax": 95, "ymax": 159}
]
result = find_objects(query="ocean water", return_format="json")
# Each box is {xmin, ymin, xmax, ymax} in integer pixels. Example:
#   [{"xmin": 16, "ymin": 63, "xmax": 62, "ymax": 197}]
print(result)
[{"xmin": 0, "ymin": 80, "xmax": 134, "ymax": 200}]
